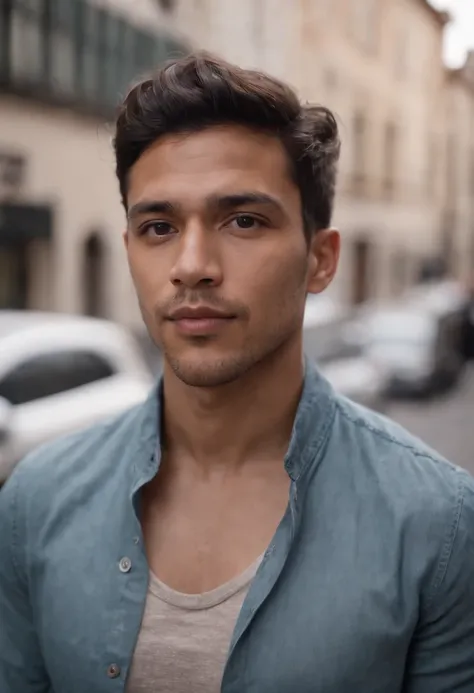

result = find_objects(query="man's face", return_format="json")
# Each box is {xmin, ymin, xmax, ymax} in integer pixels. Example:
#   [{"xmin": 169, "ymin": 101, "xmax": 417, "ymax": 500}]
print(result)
[{"xmin": 125, "ymin": 124, "xmax": 339, "ymax": 387}]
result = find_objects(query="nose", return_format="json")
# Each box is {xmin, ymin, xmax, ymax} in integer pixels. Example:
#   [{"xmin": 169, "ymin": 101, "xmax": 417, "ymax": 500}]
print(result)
[{"xmin": 169, "ymin": 223, "xmax": 223, "ymax": 289}]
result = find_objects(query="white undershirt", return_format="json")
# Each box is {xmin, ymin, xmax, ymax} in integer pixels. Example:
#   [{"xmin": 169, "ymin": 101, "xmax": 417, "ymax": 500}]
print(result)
[{"xmin": 126, "ymin": 555, "xmax": 262, "ymax": 692}]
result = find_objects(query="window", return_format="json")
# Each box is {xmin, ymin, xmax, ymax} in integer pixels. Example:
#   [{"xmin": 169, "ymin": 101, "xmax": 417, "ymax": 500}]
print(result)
[
  {"xmin": 78, "ymin": 1, "xmax": 100, "ymax": 100},
  {"xmin": 134, "ymin": 30, "xmax": 158, "ymax": 80},
  {"xmin": 391, "ymin": 250, "xmax": 409, "ymax": 295},
  {"xmin": 109, "ymin": 18, "xmax": 137, "ymax": 100},
  {"xmin": 96, "ymin": 8, "xmax": 115, "ymax": 106},
  {"xmin": 83, "ymin": 233, "xmax": 106, "ymax": 317},
  {"xmin": 470, "ymin": 224, "xmax": 474, "ymax": 275},
  {"xmin": 0, "ymin": 246, "xmax": 28, "ymax": 309},
  {"xmin": 153, "ymin": 32, "xmax": 171, "ymax": 68},
  {"xmin": 10, "ymin": 0, "xmax": 46, "ymax": 84},
  {"xmin": 0, "ymin": 351, "xmax": 115, "ymax": 406},
  {"xmin": 426, "ymin": 133, "xmax": 437, "ymax": 197},
  {"xmin": 445, "ymin": 133, "xmax": 457, "ymax": 204},
  {"xmin": 352, "ymin": 238, "xmax": 372, "ymax": 304},
  {"xmin": 156, "ymin": 0, "xmax": 175, "ymax": 11},
  {"xmin": 102, "ymin": 14, "xmax": 123, "ymax": 105},
  {"xmin": 161, "ymin": 35, "xmax": 187, "ymax": 63},
  {"xmin": 0, "ymin": 1, "xmax": 7, "ymax": 77},
  {"xmin": 5, "ymin": 0, "xmax": 189, "ymax": 113},
  {"xmin": 352, "ymin": 111, "xmax": 367, "ymax": 185},
  {"xmin": 470, "ymin": 150, "xmax": 474, "ymax": 196},
  {"xmin": 49, "ymin": 0, "xmax": 77, "ymax": 93},
  {"xmin": 383, "ymin": 122, "xmax": 397, "ymax": 196}
]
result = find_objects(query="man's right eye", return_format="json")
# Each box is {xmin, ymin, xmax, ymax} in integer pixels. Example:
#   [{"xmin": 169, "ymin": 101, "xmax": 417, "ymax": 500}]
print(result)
[{"xmin": 140, "ymin": 221, "xmax": 175, "ymax": 237}]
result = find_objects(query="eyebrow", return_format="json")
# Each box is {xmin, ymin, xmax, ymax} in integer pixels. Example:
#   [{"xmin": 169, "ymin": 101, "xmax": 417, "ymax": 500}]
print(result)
[
  {"xmin": 127, "ymin": 192, "xmax": 285, "ymax": 221},
  {"xmin": 212, "ymin": 192, "xmax": 285, "ymax": 214},
  {"xmin": 127, "ymin": 200, "xmax": 175, "ymax": 220}
]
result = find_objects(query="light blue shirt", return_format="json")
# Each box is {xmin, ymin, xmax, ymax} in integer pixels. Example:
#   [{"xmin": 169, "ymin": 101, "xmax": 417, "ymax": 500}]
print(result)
[{"xmin": 1, "ymin": 364, "xmax": 474, "ymax": 692}]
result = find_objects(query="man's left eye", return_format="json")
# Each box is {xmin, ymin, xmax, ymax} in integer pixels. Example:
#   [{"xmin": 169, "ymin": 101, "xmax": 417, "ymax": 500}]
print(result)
[{"xmin": 231, "ymin": 215, "xmax": 261, "ymax": 230}]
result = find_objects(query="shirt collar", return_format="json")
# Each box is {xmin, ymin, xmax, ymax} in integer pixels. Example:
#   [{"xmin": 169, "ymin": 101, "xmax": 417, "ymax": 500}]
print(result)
[
  {"xmin": 283, "ymin": 359, "xmax": 336, "ymax": 481},
  {"xmin": 129, "ymin": 358, "xmax": 336, "ymax": 493}
]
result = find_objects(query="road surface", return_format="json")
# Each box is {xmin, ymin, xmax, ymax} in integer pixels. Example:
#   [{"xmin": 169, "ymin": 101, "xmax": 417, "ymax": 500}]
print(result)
[{"xmin": 388, "ymin": 366, "xmax": 474, "ymax": 475}]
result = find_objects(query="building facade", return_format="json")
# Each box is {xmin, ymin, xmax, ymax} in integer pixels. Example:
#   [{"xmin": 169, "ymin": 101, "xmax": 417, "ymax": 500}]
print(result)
[
  {"xmin": 442, "ymin": 53, "xmax": 474, "ymax": 284},
  {"xmin": 176, "ymin": 0, "xmax": 450, "ymax": 305},
  {"xmin": 0, "ymin": 0, "xmax": 462, "ymax": 326},
  {"xmin": 0, "ymin": 0, "xmax": 189, "ymax": 325},
  {"xmin": 319, "ymin": 0, "xmax": 448, "ymax": 304}
]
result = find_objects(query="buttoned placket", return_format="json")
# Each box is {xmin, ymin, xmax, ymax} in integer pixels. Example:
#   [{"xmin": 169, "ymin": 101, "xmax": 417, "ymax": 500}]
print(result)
[
  {"xmin": 97, "ymin": 390, "xmax": 158, "ymax": 689},
  {"xmin": 104, "ymin": 531, "xmax": 149, "ymax": 689}
]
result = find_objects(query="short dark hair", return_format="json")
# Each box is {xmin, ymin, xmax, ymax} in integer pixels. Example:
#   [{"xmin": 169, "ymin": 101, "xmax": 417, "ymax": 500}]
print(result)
[{"xmin": 114, "ymin": 52, "xmax": 340, "ymax": 238}]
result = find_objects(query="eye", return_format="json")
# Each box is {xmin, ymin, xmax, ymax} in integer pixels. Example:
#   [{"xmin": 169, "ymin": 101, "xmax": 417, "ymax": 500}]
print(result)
[
  {"xmin": 229, "ymin": 214, "xmax": 263, "ymax": 230},
  {"xmin": 139, "ymin": 221, "xmax": 175, "ymax": 238}
]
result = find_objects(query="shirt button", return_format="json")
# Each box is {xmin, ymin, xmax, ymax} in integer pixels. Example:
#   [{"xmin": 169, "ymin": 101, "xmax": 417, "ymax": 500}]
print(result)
[
  {"xmin": 107, "ymin": 663, "xmax": 121, "ymax": 678},
  {"xmin": 119, "ymin": 557, "xmax": 132, "ymax": 573}
]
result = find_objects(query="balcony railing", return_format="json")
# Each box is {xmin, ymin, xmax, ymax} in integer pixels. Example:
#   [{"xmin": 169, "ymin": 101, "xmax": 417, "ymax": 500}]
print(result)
[{"xmin": 0, "ymin": 0, "xmax": 189, "ymax": 117}]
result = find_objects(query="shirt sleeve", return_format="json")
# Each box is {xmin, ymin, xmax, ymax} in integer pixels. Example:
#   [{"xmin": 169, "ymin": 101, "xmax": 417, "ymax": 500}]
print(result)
[
  {"xmin": 0, "ymin": 470, "xmax": 51, "ymax": 692},
  {"xmin": 405, "ymin": 467, "xmax": 474, "ymax": 692}
]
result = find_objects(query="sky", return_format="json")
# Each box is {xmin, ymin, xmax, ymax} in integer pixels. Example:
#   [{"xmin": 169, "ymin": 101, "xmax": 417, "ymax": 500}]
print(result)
[{"xmin": 430, "ymin": 0, "xmax": 474, "ymax": 66}]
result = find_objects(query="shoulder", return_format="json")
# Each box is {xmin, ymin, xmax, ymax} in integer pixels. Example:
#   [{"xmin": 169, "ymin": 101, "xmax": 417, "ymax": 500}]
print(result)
[
  {"xmin": 0, "ymin": 396, "xmax": 152, "ymax": 527},
  {"xmin": 322, "ymin": 394, "xmax": 474, "ymax": 607},
  {"xmin": 333, "ymin": 393, "xmax": 463, "ymax": 487},
  {"xmin": 0, "ymin": 391, "xmax": 159, "ymax": 583},
  {"xmin": 330, "ymin": 394, "xmax": 474, "ymax": 595}
]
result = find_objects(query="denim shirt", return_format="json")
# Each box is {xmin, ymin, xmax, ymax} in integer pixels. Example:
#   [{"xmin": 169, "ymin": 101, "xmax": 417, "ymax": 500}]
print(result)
[{"xmin": 1, "ymin": 364, "xmax": 474, "ymax": 693}]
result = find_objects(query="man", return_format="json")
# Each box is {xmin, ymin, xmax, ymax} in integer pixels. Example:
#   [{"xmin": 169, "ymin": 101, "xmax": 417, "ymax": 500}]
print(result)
[{"xmin": 0, "ymin": 53, "xmax": 473, "ymax": 693}]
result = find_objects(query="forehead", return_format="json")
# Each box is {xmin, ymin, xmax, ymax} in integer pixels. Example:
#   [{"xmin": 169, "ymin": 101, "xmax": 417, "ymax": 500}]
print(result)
[{"xmin": 127, "ymin": 125, "xmax": 299, "ymax": 207}]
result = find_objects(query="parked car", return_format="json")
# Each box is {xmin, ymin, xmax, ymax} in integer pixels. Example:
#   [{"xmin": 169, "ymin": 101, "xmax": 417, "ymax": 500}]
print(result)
[
  {"xmin": 406, "ymin": 279, "xmax": 467, "ymax": 366},
  {"xmin": 357, "ymin": 291, "xmax": 465, "ymax": 398},
  {"xmin": 0, "ymin": 311, "xmax": 154, "ymax": 483},
  {"xmin": 405, "ymin": 280, "xmax": 467, "ymax": 317},
  {"xmin": 303, "ymin": 295, "xmax": 389, "ymax": 412}
]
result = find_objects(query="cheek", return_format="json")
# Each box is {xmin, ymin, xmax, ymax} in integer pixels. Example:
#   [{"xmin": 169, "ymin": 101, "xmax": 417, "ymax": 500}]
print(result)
[
  {"xmin": 128, "ymin": 244, "xmax": 160, "ymax": 286},
  {"xmin": 244, "ymin": 248, "xmax": 308, "ymax": 315},
  {"xmin": 127, "ymin": 248, "xmax": 168, "ymax": 312}
]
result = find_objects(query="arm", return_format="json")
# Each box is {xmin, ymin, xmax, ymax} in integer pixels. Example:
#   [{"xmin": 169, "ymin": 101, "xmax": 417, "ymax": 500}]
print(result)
[
  {"xmin": 0, "ymin": 471, "xmax": 51, "ymax": 692},
  {"xmin": 405, "ymin": 468, "xmax": 474, "ymax": 692}
]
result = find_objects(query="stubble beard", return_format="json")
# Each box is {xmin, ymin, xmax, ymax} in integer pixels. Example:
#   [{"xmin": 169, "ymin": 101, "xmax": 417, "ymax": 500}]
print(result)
[
  {"xmin": 138, "ymin": 259, "xmax": 309, "ymax": 389},
  {"xmin": 162, "ymin": 312, "xmax": 303, "ymax": 389}
]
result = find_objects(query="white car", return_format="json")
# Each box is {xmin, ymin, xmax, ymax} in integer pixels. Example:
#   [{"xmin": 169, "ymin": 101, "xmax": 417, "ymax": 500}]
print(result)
[
  {"xmin": 357, "ymin": 302, "xmax": 464, "ymax": 398},
  {"xmin": 0, "ymin": 311, "xmax": 154, "ymax": 483}
]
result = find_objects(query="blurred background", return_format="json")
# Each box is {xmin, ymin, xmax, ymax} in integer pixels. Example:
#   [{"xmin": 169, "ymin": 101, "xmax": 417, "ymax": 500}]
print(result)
[{"xmin": 0, "ymin": 0, "xmax": 474, "ymax": 483}]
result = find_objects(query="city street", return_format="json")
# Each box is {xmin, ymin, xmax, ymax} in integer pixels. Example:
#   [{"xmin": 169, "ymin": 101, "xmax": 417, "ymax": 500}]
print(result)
[{"xmin": 387, "ymin": 366, "xmax": 474, "ymax": 476}]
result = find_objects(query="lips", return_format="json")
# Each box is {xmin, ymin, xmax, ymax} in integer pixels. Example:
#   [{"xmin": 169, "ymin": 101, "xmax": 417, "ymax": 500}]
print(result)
[
  {"xmin": 168, "ymin": 306, "xmax": 233, "ymax": 321},
  {"xmin": 167, "ymin": 306, "xmax": 235, "ymax": 336}
]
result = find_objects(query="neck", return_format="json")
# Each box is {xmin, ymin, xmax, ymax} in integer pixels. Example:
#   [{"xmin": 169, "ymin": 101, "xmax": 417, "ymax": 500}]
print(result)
[{"xmin": 161, "ymin": 338, "xmax": 305, "ymax": 472}]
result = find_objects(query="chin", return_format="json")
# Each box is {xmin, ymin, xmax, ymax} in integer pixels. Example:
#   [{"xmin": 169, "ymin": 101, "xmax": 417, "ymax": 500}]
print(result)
[{"xmin": 165, "ymin": 352, "xmax": 256, "ymax": 388}]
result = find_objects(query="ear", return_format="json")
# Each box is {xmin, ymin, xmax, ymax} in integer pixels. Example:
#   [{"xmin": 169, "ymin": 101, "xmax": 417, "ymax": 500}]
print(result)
[{"xmin": 306, "ymin": 228, "xmax": 340, "ymax": 295}]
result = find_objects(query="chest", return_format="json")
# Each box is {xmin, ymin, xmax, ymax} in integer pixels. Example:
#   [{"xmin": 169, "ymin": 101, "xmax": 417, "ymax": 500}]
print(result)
[{"xmin": 140, "ymin": 467, "xmax": 290, "ymax": 593}]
